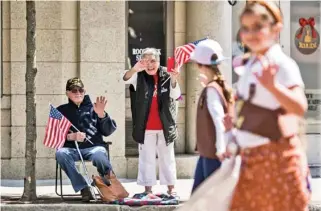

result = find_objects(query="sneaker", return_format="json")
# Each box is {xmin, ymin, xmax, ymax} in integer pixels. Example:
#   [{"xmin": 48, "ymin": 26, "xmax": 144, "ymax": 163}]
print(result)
[{"xmin": 81, "ymin": 186, "xmax": 94, "ymax": 202}]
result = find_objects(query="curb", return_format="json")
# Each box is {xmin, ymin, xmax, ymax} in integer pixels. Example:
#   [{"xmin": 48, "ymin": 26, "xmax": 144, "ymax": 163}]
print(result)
[
  {"xmin": 310, "ymin": 204, "xmax": 321, "ymax": 211},
  {"xmin": 0, "ymin": 204, "xmax": 180, "ymax": 211},
  {"xmin": 1, "ymin": 204, "xmax": 320, "ymax": 211}
]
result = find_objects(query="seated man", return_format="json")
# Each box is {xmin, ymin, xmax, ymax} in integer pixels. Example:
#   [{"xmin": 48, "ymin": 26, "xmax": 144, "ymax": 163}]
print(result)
[{"xmin": 56, "ymin": 77, "xmax": 116, "ymax": 202}]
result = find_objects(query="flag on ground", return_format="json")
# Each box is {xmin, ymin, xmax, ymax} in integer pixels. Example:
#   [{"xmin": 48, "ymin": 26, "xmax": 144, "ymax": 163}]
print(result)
[
  {"xmin": 174, "ymin": 37, "xmax": 208, "ymax": 68},
  {"xmin": 43, "ymin": 104, "xmax": 72, "ymax": 149}
]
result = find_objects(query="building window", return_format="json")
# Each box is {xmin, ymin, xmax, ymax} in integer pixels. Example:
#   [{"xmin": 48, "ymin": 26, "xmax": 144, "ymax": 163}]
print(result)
[
  {"xmin": 127, "ymin": 1, "xmax": 166, "ymax": 68},
  {"xmin": 290, "ymin": 1, "xmax": 321, "ymax": 130}
]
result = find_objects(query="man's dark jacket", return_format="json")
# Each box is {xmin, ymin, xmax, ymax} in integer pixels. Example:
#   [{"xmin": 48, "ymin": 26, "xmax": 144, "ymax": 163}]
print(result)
[
  {"xmin": 57, "ymin": 95, "xmax": 116, "ymax": 149},
  {"xmin": 130, "ymin": 66, "xmax": 178, "ymax": 145}
]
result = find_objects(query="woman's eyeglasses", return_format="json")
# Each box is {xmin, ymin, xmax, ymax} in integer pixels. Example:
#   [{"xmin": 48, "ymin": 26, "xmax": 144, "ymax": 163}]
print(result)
[
  {"xmin": 70, "ymin": 88, "xmax": 84, "ymax": 94},
  {"xmin": 141, "ymin": 59, "xmax": 157, "ymax": 64}
]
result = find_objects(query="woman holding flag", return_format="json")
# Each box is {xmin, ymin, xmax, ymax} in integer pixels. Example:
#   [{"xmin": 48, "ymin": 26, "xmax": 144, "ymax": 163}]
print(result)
[{"xmin": 123, "ymin": 48, "xmax": 181, "ymax": 195}]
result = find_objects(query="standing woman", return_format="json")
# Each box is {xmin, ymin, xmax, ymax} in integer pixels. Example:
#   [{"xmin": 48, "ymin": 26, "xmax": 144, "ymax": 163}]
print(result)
[
  {"xmin": 189, "ymin": 39, "xmax": 234, "ymax": 193},
  {"xmin": 123, "ymin": 48, "xmax": 181, "ymax": 195},
  {"xmin": 227, "ymin": 1, "xmax": 311, "ymax": 211}
]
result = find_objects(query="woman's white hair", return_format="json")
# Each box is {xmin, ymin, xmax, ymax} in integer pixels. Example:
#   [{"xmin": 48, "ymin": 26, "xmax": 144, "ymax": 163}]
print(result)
[{"xmin": 141, "ymin": 48, "xmax": 160, "ymax": 61}]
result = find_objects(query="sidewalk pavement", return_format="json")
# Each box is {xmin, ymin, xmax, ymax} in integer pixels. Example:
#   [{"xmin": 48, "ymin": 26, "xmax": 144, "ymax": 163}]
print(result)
[
  {"xmin": 0, "ymin": 179, "xmax": 192, "ymax": 201},
  {"xmin": 1, "ymin": 178, "xmax": 321, "ymax": 210}
]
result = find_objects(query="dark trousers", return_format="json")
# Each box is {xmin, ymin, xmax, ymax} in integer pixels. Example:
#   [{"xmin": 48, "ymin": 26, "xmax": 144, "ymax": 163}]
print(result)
[{"xmin": 191, "ymin": 156, "xmax": 221, "ymax": 194}]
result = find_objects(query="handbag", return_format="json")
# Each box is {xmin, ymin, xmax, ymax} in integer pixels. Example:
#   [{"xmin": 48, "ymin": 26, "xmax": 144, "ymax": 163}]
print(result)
[{"xmin": 92, "ymin": 172, "xmax": 129, "ymax": 202}]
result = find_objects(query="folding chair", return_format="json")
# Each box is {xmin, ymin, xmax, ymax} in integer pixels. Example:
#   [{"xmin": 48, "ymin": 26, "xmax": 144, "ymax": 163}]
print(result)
[{"xmin": 55, "ymin": 141, "xmax": 112, "ymax": 200}]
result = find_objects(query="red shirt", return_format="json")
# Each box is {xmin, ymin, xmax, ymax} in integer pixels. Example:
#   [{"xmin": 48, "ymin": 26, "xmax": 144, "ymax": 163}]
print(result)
[{"xmin": 146, "ymin": 75, "xmax": 163, "ymax": 130}]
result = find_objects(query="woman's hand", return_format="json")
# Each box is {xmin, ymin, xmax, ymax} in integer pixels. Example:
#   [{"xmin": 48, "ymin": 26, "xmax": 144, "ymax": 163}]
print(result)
[{"xmin": 169, "ymin": 67, "xmax": 180, "ymax": 87}]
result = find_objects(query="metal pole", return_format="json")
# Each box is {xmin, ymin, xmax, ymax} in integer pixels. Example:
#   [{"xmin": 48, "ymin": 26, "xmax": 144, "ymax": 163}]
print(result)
[
  {"xmin": 69, "ymin": 123, "xmax": 97, "ymax": 201},
  {"xmin": 70, "ymin": 124, "xmax": 94, "ymax": 145},
  {"xmin": 74, "ymin": 140, "xmax": 97, "ymax": 201},
  {"xmin": 161, "ymin": 76, "xmax": 171, "ymax": 86}
]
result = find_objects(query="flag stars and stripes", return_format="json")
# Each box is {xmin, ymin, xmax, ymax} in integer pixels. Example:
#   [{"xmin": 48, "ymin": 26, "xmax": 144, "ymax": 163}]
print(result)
[
  {"xmin": 174, "ymin": 37, "xmax": 208, "ymax": 68},
  {"xmin": 43, "ymin": 105, "xmax": 72, "ymax": 150}
]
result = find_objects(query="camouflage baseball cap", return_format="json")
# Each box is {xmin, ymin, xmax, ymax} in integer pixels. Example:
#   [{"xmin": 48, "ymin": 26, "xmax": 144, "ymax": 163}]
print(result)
[{"xmin": 66, "ymin": 77, "xmax": 84, "ymax": 91}]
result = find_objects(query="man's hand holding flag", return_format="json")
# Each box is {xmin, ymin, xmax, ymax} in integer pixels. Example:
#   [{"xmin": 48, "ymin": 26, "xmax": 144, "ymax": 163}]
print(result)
[{"xmin": 43, "ymin": 104, "xmax": 93, "ymax": 150}]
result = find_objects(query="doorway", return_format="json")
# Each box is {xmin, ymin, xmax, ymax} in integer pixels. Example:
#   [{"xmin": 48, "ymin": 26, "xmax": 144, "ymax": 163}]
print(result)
[{"xmin": 125, "ymin": 1, "xmax": 166, "ymax": 156}]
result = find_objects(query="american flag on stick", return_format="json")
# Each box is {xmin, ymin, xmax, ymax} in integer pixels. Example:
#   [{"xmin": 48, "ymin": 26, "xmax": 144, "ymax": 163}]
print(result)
[
  {"xmin": 174, "ymin": 37, "xmax": 208, "ymax": 69},
  {"xmin": 43, "ymin": 104, "xmax": 72, "ymax": 149}
]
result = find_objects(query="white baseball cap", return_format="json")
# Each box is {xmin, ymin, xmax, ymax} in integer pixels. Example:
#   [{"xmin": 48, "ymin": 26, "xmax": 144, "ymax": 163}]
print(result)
[{"xmin": 190, "ymin": 39, "xmax": 228, "ymax": 65}]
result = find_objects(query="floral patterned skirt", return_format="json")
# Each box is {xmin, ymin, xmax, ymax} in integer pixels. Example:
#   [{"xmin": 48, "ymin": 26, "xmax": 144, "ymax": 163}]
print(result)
[{"xmin": 230, "ymin": 137, "xmax": 311, "ymax": 211}]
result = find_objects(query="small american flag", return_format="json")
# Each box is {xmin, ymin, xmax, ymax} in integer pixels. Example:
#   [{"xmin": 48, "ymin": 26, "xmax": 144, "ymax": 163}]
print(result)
[
  {"xmin": 174, "ymin": 37, "xmax": 208, "ymax": 68},
  {"xmin": 43, "ymin": 105, "xmax": 72, "ymax": 149}
]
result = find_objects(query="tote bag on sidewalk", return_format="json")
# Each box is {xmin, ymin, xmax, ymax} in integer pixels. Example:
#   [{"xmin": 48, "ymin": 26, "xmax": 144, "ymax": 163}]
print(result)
[{"xmin": 176, "ymin": 155, "xmax": 242, "ymax": 211}]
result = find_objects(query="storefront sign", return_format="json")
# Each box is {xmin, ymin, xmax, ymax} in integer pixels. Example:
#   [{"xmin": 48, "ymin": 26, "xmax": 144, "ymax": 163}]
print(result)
[
  {"xmin": 306, "ymin": 92, "xmax": 321, "ymax": 111},
  {"xmin": 295, "ymin": 17, "xmax": 320, "ymax": 55},
  {"xmin": 305, "ymin": 90, "xmax": 321, "ymax": 127},
  {"xmin": 131, "ymin": 48, "xmax": 162, "ymax": 64}
]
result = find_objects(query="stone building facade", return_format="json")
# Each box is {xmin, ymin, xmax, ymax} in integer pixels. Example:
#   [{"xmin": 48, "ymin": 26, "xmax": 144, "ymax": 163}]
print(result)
[{"xmin": 1, "ymin": 1, "xmax": 320, "ymax": 179}]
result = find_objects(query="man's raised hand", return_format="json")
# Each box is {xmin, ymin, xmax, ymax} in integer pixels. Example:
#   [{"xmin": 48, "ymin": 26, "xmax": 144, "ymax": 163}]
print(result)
[{"xmin": 94, "ymin": 96, "xmax": 107, "ymax": 118}]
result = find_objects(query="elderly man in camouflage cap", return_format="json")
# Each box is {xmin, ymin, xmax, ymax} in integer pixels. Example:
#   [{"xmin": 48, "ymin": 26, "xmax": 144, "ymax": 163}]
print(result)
[{"xmin": 55, "ymin": 77, "xmax": 117, "ymax": 202}]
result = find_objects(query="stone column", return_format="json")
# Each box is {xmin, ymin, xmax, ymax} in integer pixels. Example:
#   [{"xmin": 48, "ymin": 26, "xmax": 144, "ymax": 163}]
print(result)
[
  {"xmin": 1, "ymin": 1, "xmax": 12, "ymax": 163},
  {"xmin": 79, "ymin": 1, "xmax": 127, "ymax": 177},
  {"xmin": 185, "ymin": 1, "xmax": 232, "ymax": 153},
  {"xmin": 174, "ymin": 1, "xmax": 186, "ymax": 154}
]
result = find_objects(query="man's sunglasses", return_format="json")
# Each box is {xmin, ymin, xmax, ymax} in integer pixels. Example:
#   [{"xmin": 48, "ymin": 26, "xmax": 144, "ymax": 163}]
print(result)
[{"xmin": 70, "ymin": 88, "xmax": 84, "ymax": 94}]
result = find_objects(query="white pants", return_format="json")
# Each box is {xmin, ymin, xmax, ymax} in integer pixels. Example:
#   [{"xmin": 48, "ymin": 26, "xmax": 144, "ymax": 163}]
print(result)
[{"xmin": 137, "ymin": 130, "xmax": 177, "ymax": 186}]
